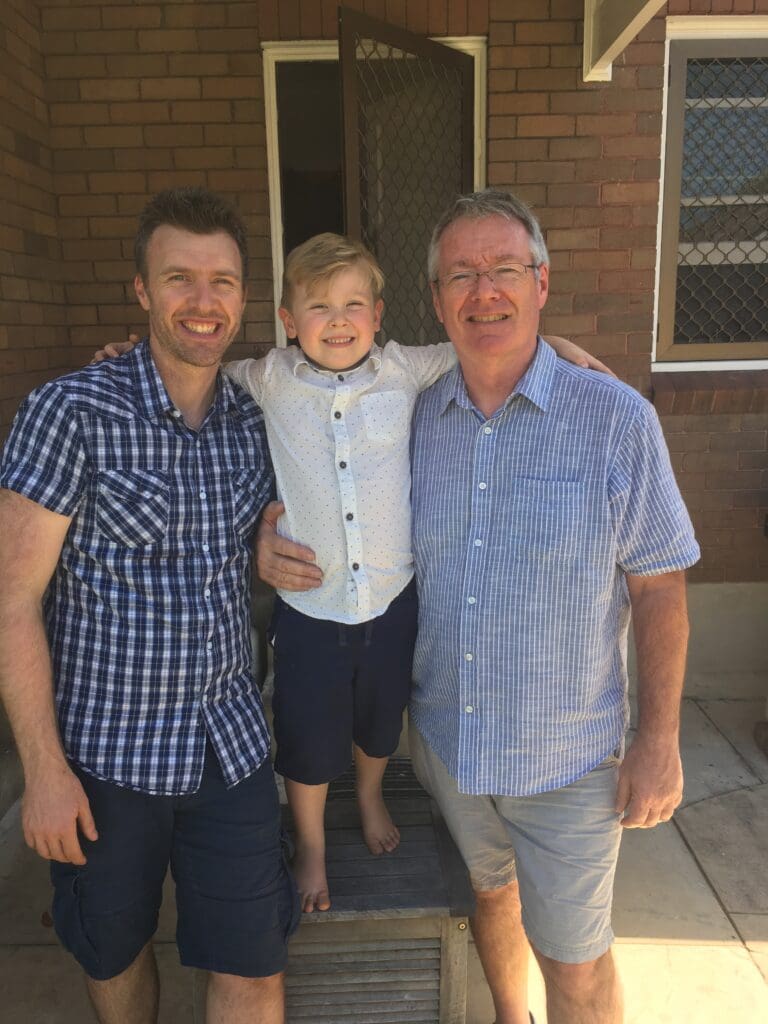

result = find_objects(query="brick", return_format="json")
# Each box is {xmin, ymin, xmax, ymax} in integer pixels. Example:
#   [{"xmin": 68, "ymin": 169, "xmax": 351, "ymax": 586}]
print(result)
[
  {"xmin": 713, "ymin": 390, "xmax": 755, "ymax": 414},
  {"xmin": 489, "ymin": 92, "xmax": 547, "ymax": 115},
  {"xmin": 136, "ymin": 30, "xmax": 198, "ymax": 53},
  {"xmin": 517, "ymin": 68, "xmax": 579, "ymax": 91},
  {"xmin": 41, "ymin": 6, "xmax": 101, "ymax": 30},
  {"xmin": 517, "ymin": 21, "xmax": 575, "ymax": 44},
  {"xmin": 488, "ymin": 70, "xmax": 519, "ymax": 92},
  {"xmin": 50, "ymin": 102, "xmax": 108, "ymax": 125},
  {"xmin": 171, "ymin": 101, "xmax": 232, "ymax": 122},
  {"xmin": 599, "ymin": 269, "xmax": 654, "ymax": 292},
  {"xmin": 75, "ymin": 30, "xmax": 138, "ymax": 54},
  {"xmin": 490, "ymin": 45, "xmax": 550, "ymax": 69},
  {"xmin": 550, "ymin": 45, "xmax": 582, "ymax": 69},
  {"xmin": 202, "ymin": 77, "xmax": 261, "ymax": 100},
  {"xmin": 102, "ymin": 5, "xmax": 163, "ymax": 29},
  {"xmin": 517, "ymin": 115, "xmax": 574, "ymax": 137},
  {"xmin": 623, "ymin": 42, "xmax": 665, "ymax": 66},
  {"xmin": 576, "ymin": 158, "xmax": 636, "ymax": 182},
  {"xmin": 83, "ymin": 126, "xmax": 144, "ymax": 148},
  {"xmin": 193, "ymin": 28, "xmax": 260, "ymax": 51},
  {"xmin": 607, "ymin": 89, "xmax": 663, "ymax": 113},
  {"xmin": 550, "ymin": 90, "xmax": 603, "ymax": 114},
  {"xmin": 600, "ymin": 226, "xmax": 656, "ymax": 248},
  {"xmin": 87, "ymin": 171, "xmax": 146, "ymax": 193},
  {"xmin": 709, "ymin": 430, "xmax": 767, "ymax": 452},
  {"xmin": 174, "ymin": 148, "xmax": 235, "ymax": 170},
  {"xmin": 516, "ymin": 161, "xmax": 575, "ymax": 183},
  {"xmin": 111, "ymin": 102, "xmax": 169, "ymax": 125},
  {"xmin": 547, "ymin": 183, "xmax": 599, "ymax": 207},
  {"xmin": 170, "ymin": 54, "xmax": 229, "ymax": 76},
  {"xmin": 547, "ymin": 227, "xmax": 600, "ymax": 250},
  {"xmin": 549, "ymin": 137, "xmax": 601, "ymax": 160},
  {"xmin": 597, "ymin": 312, "xmax": 653, "ymax": 333},
  {"xmin": 144, "ymin": 125, "xmax": 204, "ymax": 147},
  {"xmin": 146, "ymin": 170, "xmax": 207, "ymax": 192},
  {"xmin": 163, "ymin": 5, "xmax": 228, "ymax": 27},
  {"xmin": 106, "ymin": 54, "xmax": 168, "ymax": 77},
  {"xmin": 576, "ymin": 114, "xmax": 636, "ymax": 136},
  {"xmin": 490, "ymin": 0, "xmax": 546, "ymax": 17},
  {"xmin": 739, "ymin": 451, "xmax": 768, "ymax": 469},
  {"xmin": 141, "ymin": 78, "xmax": 201, "ymax": 100},
  {"xmin": 114, "ymin": 148, "xmax": 174, "ymax": 171},
  {"xmin": 573, "ymin": 292, "xmax": 627, "ymax": 314},
  {"xmin": 80, "ymin": 78, "xmax": 141, "ymax": 101},
  {"xmin": 707, "ymin": 471, "xmax": 763, "ymax": 489}
]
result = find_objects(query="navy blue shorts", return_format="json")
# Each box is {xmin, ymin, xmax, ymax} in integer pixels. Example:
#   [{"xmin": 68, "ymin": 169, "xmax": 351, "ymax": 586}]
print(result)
[
  {"xmin": 50, "ymin": 745, "xmax": 300, "ymax": 981},
  {"xmin": 271, "ymin": 579, "xmax": 418, "ymax": 785}
]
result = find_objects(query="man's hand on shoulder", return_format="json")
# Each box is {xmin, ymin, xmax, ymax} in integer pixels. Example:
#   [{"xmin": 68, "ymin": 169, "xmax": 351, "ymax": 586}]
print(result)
[
  {"xmin": 22, "ymin": 757, "xmax": 98, "ymax": 864},
  {"xmin": 90, "ymin": 332, "xmax": 139, "ymax": 364},
  {"xmin": 256, "ymin": 501, "xmax": 323, "ymax": 592},
  {"xmin": 614, "ymin": 733, "xmax": 683, "ymax": 829}
]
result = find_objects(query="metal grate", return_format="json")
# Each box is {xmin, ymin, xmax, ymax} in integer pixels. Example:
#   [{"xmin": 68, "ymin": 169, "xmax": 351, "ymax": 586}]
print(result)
[{"xmin": 674, "ymin": 57, "xmax": 768, "ymax": 345}]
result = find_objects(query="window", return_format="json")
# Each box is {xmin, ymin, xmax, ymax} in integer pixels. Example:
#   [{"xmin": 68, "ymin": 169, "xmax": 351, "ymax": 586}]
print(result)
[{"xmin": 657, "ymin": 38, "xmax": 768, "ymax": 363}]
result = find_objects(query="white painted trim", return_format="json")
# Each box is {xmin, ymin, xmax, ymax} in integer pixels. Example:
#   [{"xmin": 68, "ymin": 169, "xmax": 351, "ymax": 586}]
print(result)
[
  {"xmin": 652, "ymin": 360, "xmax": 768, "ymax": 372},
  {"xmin": 654, "ymin": 17, "xmax": 768, "ymax": 366},
  {"xmin": 262, "ymin": 36, "xmax": 487, "ymax": 343},
  {"xmin": 666, "ymin": 15, "xmax": 768, "ymax": 39}
]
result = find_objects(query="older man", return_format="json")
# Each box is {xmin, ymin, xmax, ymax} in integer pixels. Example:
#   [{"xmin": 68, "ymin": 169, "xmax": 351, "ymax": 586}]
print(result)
[
  {"xmin": 257, "ymin": 189, "xmax": 699, "ymax": 1024},
  {"xmin": 0, "ymin": 187, "xmax": 298, "ymax": 1024}
]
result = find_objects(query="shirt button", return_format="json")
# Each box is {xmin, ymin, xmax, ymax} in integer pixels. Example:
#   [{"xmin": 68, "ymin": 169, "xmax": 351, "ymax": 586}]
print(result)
[
  {"xmin": 334, "ymin": 411, "xmax": 342, "ymax": 419},
  {"xmin": 467, "ymin": 596, "xmax": 476, "ymax": 605},
  {"xmin": 474, "ymin": 538, "xmax": 482, "ymax": 547},
  {"xmin": 465, "ymin": 652, "xmax": 473, "ymax": 661},
  {"xmin": 465, "ymin": 705, "xmax": 474, "ymax": 714},
  {"xmin": 337, "ymin": 374, "xmax": 344, "ymax": 381},
  {"xmin": 484, "ymin": 426, "xmax": 492, "ymax": 435},
  {"xmin": 478, "ymin": 482, "xmax": 487, "ymax": 490},
  {"xmin": 352, "ymin": 562, "xmax": 360, "ymax": 571},
  {"xmin": 199, "ymin": 490, "xmax": 207, "ymax": 499},
  {"xmin": 204, "ymin": 589, "xmax": 211, "ymax": 598},
  {"xmin": 339, "ymin": 461, "xmax": 347, "ymax": 469},
  {"xmin": 346, "ymin": 512, "xmax": 354, "ymax": 521},
  {"xmin": 206, "ymin": 641, "xmax": 213, "ymax": 651},
  {"xmin": 202, "ymin": 543, "xmax": 209, "ymax": 551}
]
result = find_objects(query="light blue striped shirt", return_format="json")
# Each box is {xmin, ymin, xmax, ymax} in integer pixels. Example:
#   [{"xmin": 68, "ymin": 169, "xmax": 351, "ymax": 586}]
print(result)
[{"xmin": 409, "ymin": 339, "xmax": 700, "ymax": 797}]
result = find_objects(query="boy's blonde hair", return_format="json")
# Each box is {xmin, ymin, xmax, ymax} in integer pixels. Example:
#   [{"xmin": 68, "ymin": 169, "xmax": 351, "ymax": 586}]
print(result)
[{"xmin": 280, "ymin": 233, "xmax": 385, "ymax": 308}]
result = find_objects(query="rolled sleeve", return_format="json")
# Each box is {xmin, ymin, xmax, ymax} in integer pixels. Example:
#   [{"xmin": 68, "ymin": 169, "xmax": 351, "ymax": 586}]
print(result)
[
  {"xmin": 609, "ymin": 401, "xmax": 700, "ymax": 576},
  {"xmin": 0, "ymin": 384, "xmax": 89, "ymax": 516}
]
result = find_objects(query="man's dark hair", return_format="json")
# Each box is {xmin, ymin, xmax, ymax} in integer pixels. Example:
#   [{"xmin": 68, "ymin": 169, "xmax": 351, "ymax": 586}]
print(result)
[{"xmin": 134, "ymin": 186, "xmax": 249, "ymax": 282}]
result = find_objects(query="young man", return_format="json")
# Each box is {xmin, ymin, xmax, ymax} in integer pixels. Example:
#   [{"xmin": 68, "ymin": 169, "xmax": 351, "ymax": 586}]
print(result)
[{"xmin": 0, "ymin": 187, "xmax": 298, "ymax": 1024}]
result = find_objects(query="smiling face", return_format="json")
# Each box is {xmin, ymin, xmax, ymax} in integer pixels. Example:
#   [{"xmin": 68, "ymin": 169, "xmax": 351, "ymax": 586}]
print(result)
[
  {"xmin": 279, "ymin": 263, "xmax": 383, "ymax": 371},
  {"xmin": 431, "ymin": 214, "xmax": 549, "ymax": 374},
  {"xmin": 134, "ymin": 225, "xmax": 247, "ymax": 372}
]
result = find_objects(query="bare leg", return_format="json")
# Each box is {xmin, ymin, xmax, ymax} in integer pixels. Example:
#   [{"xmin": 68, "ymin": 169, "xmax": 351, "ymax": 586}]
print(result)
[
  {"xmin": 354, "ymin": 745, "xmax": 400, "ymax": 854},
  {"xmin": 284, "ymin": 778, "xmax": 331, "ymax": 912},
  {"xmin": 206, "ymin": 970, "xmax": 285, "ymax": 1024},
  {"xmin": 471, "ymin": 880, "xmax": 531, "ymax": 1024},
  {"xmin": 533, "ymin": 947, "xmax": 623, "ymax": 1024},
  {"xmin": 85, "ymin": 940, "xmax": 159, "ymax": 1024}
]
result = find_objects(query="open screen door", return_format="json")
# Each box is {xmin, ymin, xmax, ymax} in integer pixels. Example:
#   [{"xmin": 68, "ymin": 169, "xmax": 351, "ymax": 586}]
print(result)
[{"xmin": 339, "ymin": 8, "xmax": 475, "ymax": 346}]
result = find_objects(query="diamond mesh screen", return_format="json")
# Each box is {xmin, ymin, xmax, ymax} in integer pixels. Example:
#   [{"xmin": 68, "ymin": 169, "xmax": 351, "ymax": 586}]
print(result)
[
  {"xmin": 674, "ymin": 57, "xmax": 768, "ymax": 345},
  {"xmin": 352, "ymin": 36, "xmax": 467, "ymax": 346}
]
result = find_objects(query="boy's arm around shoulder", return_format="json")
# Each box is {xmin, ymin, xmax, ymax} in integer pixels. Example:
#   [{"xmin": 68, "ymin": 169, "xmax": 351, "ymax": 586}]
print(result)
[{"xmin": 223, "ymin": 350, "xmax": 272, "ymax": 406}]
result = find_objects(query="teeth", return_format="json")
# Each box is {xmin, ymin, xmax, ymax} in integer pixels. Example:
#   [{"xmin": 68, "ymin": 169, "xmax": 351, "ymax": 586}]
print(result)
[
  {"xmin": 182, "ymin": 321, "xmax": 218, "ymax": 335},
  {"xmin": 471, "ymin": 314, "xmax": 507, "ymax": 323},
  {"xmin": 324, "ymin": 337, "xmax": 353, "ymax": 344}
]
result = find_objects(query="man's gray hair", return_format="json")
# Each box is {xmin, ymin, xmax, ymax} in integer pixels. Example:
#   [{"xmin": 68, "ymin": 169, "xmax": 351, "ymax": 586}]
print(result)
[{"xmin": 428, "ymin": 189, "xmax": 550, "ymax": 281}]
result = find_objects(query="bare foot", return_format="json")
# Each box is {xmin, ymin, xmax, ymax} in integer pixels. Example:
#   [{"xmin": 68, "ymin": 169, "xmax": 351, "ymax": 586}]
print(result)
[
  {"xmin": 358, "ymin": 789, "xmax": 400, "ymax": 855},
  {"xmin": 292, "ymin": 844, "xmax": 331, "ymax": 913}
]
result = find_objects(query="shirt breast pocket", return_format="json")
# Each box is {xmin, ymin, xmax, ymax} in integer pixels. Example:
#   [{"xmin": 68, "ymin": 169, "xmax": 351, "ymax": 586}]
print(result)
[
  {"xmin": 95, "ymin": 469, "xmax": 170, "ymax": 547},
  {"xmin": 360, "ymin": 391, "xmax": 410, "ymax": 443},
  {"xmin": 507, "ymin": 478, "xmax": 585, "ymax": 561},
  {"xmin": 231, "ymin": 466, "xmax": 271, "ymax": 536}
]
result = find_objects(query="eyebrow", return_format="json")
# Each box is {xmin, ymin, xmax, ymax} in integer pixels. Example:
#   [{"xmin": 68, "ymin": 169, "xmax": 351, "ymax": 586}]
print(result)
[{"xmin": 160, "ymin": 265, "xmax": 242, "ymax": 280}]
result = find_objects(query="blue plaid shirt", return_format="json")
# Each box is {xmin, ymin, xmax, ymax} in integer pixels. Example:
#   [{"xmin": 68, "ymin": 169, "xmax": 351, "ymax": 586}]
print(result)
[
  {"xmin": 0, "ymin": 341, "xmax": 274, "ymax": 795},
  {"xmin": 409, "ymin": 340, "xmax": 700, "ymax": 797}
]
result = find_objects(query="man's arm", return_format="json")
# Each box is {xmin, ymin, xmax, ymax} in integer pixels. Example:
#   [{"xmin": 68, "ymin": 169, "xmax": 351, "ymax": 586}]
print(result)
[
  {"xmin": 0, "ymin": 489, "xmax": 98, "ymax": 863},
  {"xmin": 256, "ymin": 501, "xmax": 323, "ymax": 592},
  {"xmin": 615, "ymin": 569, "xmax": 689, "ymax": 828}
]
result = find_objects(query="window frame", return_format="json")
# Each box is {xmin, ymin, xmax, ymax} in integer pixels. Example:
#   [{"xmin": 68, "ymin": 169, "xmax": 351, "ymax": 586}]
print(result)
[{"xmin": 655, "ymin": 19, "xmax": 768, "ymax": 370}]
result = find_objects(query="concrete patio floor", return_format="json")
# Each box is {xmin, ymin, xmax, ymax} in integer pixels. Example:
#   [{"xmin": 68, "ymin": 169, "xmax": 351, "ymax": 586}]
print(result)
[{"xmin": 1, "ymin": 697, "xmax": 767, "ymax": 1023}]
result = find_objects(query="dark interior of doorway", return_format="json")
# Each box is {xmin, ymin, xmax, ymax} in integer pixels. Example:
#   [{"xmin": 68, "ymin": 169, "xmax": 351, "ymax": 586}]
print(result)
[{"xmin": 276, "ymin": 61, "xmax": 344, "ymax": 256}]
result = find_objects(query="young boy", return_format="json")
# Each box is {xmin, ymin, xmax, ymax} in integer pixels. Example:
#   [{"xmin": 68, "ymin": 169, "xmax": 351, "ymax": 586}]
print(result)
[{"xmin": 98, "ymin": 232, "xmax": 603, "ymax": 913}]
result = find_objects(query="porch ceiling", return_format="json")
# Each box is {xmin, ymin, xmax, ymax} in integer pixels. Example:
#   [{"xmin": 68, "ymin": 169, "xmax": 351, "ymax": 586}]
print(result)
[{"xmin": 583, "ymin": 0, "xmax": 666, "ymax": 81}]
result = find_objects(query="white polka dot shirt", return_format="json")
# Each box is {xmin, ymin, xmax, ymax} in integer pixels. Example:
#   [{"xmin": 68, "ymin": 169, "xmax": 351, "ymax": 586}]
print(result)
[{"xmin": 226, "ymin": 340, "xmax": 457, "ymax": 623}]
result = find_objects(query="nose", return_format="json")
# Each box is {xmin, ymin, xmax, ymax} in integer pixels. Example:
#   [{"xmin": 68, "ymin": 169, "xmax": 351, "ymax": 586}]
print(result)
[
  {"xmin": 472, "ymin": 270, "xmax": 500, "ymax": 297},
  {"xmin": 329, "ymin": 306, "xmax": 350, "ymax": 324},
  {"xmin": 190, "ymin": 280, "xmax": 217, "ymax": 312}
]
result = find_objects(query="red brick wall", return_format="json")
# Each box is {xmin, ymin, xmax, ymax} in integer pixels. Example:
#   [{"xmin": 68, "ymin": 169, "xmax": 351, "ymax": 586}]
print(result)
[
  {"xmin": 3, "ymin": 0, "xmax": 766, "ymax": 581},
  {"xmin": 0, "ymin": 0, "xmax": 69, "ymax": 430}
]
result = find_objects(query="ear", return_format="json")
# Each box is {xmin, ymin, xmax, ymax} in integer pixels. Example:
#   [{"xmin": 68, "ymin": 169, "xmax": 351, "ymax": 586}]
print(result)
[
  {"xmin": 134, "ymin": 275, "xmax": 150, "ymax": 312},
  {"xmin": 536, "ymin": 263, "xmax": 549, "ymax": 311},
  {"xmin": 373, "ymin": 298, "xmax": 384, "ymax": 332},
  {"xmin": 430, "ymin": 281, "xmax": 445, "ymax": 324},
  {"xmin": 278, "ymin": 306, "xmax": 298, "ymax": 338}
]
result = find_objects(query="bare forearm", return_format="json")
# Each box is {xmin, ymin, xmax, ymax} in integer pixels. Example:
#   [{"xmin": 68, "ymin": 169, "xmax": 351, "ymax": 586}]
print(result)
[
  {"xmin": 629, "ymin": 571, "xmax": 689, "ymax": 743},
  {"xmin": 0, "ymin": 599, "xmax": 67, "ymax": 776}
]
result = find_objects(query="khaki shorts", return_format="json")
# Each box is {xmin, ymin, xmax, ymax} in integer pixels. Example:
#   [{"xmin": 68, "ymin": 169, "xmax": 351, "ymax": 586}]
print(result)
[{"xmin": 410, "ymin": 722, "xmax": 623, "ymax": 964}]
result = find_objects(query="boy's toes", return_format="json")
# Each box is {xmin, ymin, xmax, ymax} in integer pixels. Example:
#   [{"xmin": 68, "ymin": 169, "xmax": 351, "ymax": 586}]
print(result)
[{"xmin": 301, "ymin": 886, "xmax": 331, "ymax": 913}]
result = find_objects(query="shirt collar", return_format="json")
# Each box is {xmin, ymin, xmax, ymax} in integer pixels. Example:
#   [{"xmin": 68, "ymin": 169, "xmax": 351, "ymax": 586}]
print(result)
[
  {"xmin": 130, "ymin": 337, "xmax": 238, "ymax": 422},
  {"xmin": 291, "ymin": 342, "xmax": 383, "ymax": 378},
  {"xmin": 436, "ymin": 336, "xmax": 557, "ymax": 417}
]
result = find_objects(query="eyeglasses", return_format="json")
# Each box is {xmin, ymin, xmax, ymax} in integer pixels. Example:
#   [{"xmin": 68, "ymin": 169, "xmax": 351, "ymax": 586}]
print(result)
[{"xmin": 434, "ymin": 262, "xmax": 538, "ymax": 294}]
